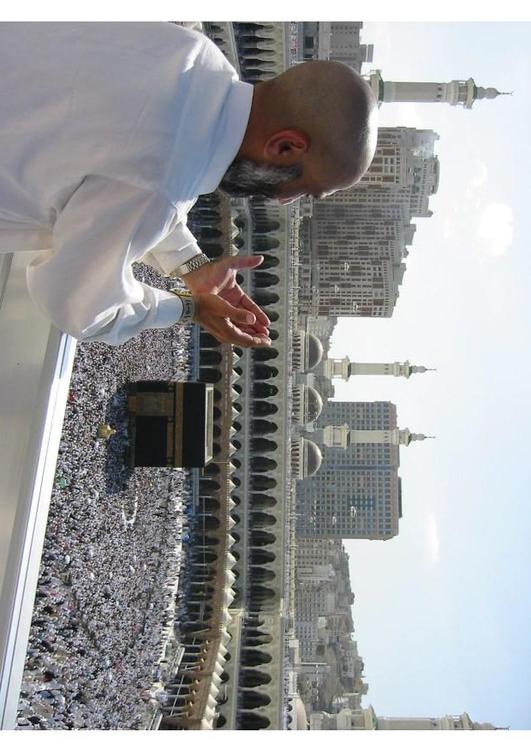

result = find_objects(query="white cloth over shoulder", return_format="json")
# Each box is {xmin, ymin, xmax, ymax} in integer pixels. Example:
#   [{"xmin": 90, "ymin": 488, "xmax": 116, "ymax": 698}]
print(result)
[{"xmin": 0, "ymin": 23, "xmax": 253, "ymax": 344}]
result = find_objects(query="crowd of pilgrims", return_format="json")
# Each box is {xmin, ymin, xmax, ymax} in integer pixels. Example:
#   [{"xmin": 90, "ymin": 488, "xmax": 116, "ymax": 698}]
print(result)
[{"xmin": 16, "ymin": 264, "xmax": 197, "ymax": 730}]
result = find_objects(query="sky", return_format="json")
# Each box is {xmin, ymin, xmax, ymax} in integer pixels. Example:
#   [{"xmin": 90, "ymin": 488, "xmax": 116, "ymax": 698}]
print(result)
[{"xmin": 324, "ymin": 22, "xmax": 531, "ymax": 730}]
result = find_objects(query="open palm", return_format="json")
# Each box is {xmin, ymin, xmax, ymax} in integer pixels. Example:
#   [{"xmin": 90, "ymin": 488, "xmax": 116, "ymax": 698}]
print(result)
[{"xmin": 183, "ymin": 254, "xmax": 271, "ymax": 339}]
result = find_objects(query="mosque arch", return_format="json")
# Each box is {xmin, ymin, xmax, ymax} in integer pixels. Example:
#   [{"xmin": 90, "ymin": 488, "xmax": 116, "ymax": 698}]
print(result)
[
  {"xmin": 254, "ymin": 290, "xmax": 279, "ymax": 307},
  {"xmin": 250, "ymin": 530, "xmax": 276, "ymax": 546},
  {"xmin": 251, "ymin": 400, "xmax": 278, "ymax": 417},
  {"xmin": 252, "ymin": 364, "xmax": 278, "ymax": 380},
  {"xmin": 251, "ymin": 475, "xmax": 277, "ymax": 491},
  {"xmin": 248, "ymin": 567, "xmax": 275, "ymax": 583},
  {"xmin": 199, "ymin": 479, "xmax": 220, "ymax": 493},
  {"xmin": 203, "ymin": 461, "xmax": 220, "ymax": 476},
  {"xmin": 245, "ymin": 617, "xmax": 266, "ymax": 630},
  {"xmin": 241, "ymin": 649, "xmax": 272, "ymax": 666},
  {"xmin": 198, "ymin": 513, "xmax": 219, "ymax": 531},
  {"xmin": 250, "ymin": 437, "xmax": 277, "ymax": 453},
  {"xmin": 254, "ymin": 272, "xmax": 279, "ymax": 288},
  {"xmin": 250, "ymin": 584, "xmax": 275, "ymax": 599},
  {"xmin": 251, "ymin": 419, "xmax": 278, "ymax": 435},
  {"xmin": 197, "ymin": 497, "xmax": 220, "ymax": 512},
  {"xmin": 240, "ymin": 669, "xmax": 272, "ymax": 688},
  {"xmin": 238, "ymin": 713, "xmax": 271, "ymax": 729},
  {"xmin": 249, "ymin": 548, "xmax": 276, "ymax": 564},
  {"xmin": 200, "ymin": 349, "xmax": 222, "ymax": 366},
  {"xmin": 250, "ymin": 494, "xmax": 277, "ymax": 509},
  {"xmin": 250, "ymin": 511, "xmax": 277, "ymax": 527},
  {"xmin": 252, "ymin": 219, "xmax": 280, "ymax": 232},
  {"xmin": 240, "ymin": 691, "xmax": 272, "ymax": 710},
  {"xmin": 252, "ymin": 348, "xmax": 279, "ymax": 363},
  {"xmin": 250, "ymin": 456, "xmax": 277, "ymax": 472},
  {"xmin": 195, "ymin": 226, "xmax": 222, "ymax": 240},
  {"xmin": 254, "ymin": 238, "xmax": 280, "ymax": 253},
  {"xmin": 252, "ymin": 383, "xmax": 278, "ymax": 399},
  {"xmin": 259, "ymin": 254, "xmax": 279, "ymax": 269},
  {"xmin": 199, "ymin": 368, "xmax": 222, "ymax": 384}
]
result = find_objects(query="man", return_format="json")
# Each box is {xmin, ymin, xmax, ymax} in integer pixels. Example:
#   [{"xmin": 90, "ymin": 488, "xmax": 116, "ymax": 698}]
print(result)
[{"xmin": 0, "ymin": 23, "xmax": 377, "ymax": 347}]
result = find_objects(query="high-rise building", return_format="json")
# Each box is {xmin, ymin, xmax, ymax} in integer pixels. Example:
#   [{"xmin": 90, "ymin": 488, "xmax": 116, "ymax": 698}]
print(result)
[
  {"xmin": 296, "ymin": 400, "xmax": 432, "ymax": 539},
  {"xmin": 296, "ymin": 402, "xmax": 401, "ymax": 539},
  {"xmin": 298, "ymin": 127, "xmax": 439, "ymax": 317}
]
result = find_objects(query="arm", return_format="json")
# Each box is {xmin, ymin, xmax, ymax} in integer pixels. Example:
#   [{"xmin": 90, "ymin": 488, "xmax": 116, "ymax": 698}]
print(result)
[
  {"xmin": 141, "ymin": 221, "xmax": 204, "ymax": 276},
  {"xmin": 26, "ymin": 177, "xmax": 188, "ymax": 345}
]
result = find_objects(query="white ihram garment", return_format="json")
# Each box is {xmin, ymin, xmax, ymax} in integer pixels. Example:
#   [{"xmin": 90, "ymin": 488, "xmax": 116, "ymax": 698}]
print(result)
[{"xmin": 0, "ymin": 23, "xmax": 253, "ymax": 344}]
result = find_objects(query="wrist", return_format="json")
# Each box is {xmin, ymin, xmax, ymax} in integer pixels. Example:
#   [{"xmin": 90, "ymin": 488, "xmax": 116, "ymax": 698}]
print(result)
[
  {"xmin": 170, "ymin": 289, "xmax": 196, "ymax": 325},
  {"xmin": 169, "ymin": 252, "xmax": 210, "ymax": 280}
]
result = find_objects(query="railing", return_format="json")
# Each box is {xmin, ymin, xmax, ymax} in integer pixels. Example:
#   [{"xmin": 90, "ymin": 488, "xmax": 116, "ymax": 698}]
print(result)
[{"xmin": 0, "ymin": 251, "xmax": 76, "ymax": 728}]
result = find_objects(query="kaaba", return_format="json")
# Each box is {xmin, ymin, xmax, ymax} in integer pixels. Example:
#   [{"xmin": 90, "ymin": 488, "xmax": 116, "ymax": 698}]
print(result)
[{"xmin": 126, "ymin": 381, "xmax": 214, "ymax": 468}]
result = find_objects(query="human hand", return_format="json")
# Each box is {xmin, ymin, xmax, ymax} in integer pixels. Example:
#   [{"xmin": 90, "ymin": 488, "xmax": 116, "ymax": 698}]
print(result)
[
  {"xmin": 193, "ymin": 293, "xmax": 272, "ymax": 348},
  {"xmin": 183, "ymin": 254, "xmax": 271, "ymax": 338}
]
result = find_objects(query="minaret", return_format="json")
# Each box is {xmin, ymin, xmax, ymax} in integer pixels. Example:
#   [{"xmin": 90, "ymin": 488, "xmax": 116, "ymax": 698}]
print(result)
[
  {"xmin": 324, "ymin": 357, "xmax": 434, "ymax": 381},
  {"xmin": 368, "ymin": 70, "xmax": 512, "ymax": 109},
  {"xmin": 317, "ymin": 424, "xmax": 434, "ymax": 449}
]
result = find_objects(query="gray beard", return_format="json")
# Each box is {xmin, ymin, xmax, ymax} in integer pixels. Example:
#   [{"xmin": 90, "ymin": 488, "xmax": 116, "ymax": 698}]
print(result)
[{"xmin": 218, "ymin": 158, "xmax": 302, "ymax": 199}]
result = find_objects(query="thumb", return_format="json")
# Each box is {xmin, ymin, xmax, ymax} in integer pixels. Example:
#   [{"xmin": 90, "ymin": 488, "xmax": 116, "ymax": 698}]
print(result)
[{"xmin": 230, "ymin": 254, "xmax": 264, "ymax": 271}]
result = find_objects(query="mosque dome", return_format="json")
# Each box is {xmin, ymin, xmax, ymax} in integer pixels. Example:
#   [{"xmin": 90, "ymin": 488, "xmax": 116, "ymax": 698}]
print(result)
[
  {"xmin": 292, "ymin": 330, "xmax": 324, "ymax": 372},
  {"xmin": 291, "ymin": 438, "xmax": 322, "ymax": 479},
  {"xmin": 292, "ymin": 385, "xmax": 324, "ymax": 425},
  {"xmin": 302, "ymin": 438, "xmax": 322, "ymax": 477},
  {"xmin": 305, "ymin": 333, "xmax": 323, "ymax": 371},
  {"xmin": 304, "ymin": 386, "xmax": 323, "ymax": 423}
]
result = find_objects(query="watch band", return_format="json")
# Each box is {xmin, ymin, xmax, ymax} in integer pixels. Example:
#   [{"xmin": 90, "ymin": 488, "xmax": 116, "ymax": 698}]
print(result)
[
  {"xmin": 169, "ymin": 252, "xmax": 210, "ymax": 278},
  {"xmin": 171, "ymin": 290, "xmax": 196, "ymax": 325}
]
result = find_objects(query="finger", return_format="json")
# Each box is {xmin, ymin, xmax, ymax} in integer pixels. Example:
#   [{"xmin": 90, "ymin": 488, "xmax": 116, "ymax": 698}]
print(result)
[
  {"xmin": 239, "ymin": 325, "xmax": 272, "ymax": 344},
  {"xmin": 214, "ymin": 319, "xmax": 267, "ymax": 348},
  {"xmin": 202, "ymin": 317, "xmax": 270, "ymax": 348},
  {"xmin": 238, "ymin": 292, "xmax": 271, "ymax": 327},
  {"xmin": 239, "ymin": 321, "xmax": 270, "ymax": 336},
  {"xmin": 212, "ymin": 296, "xmax": 258, "ymax": 327}
]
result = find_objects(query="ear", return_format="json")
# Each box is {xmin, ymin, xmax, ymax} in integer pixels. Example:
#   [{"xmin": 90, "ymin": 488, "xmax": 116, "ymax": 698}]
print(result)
[{"xmin": 263, "ymin": 129, "xmax": 310, "ymax": 162}]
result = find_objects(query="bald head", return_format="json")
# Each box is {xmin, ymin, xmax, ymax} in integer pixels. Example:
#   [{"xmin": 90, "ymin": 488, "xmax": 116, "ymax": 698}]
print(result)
[
  {"xmin": 268, "ymin": 61, "xmax": 378, "ymax": 184},
  {"xmin": 227, "ymin": 61, "xmax": 378, "ymax": 202}
]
